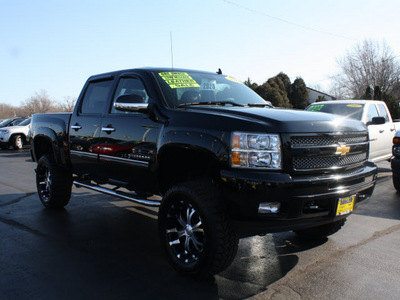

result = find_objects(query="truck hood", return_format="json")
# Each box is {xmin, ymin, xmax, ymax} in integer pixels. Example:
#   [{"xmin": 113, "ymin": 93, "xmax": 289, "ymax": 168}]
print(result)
[{"xmin": 186, "ymin": 106, "xmax": 367, "ymax": 133}]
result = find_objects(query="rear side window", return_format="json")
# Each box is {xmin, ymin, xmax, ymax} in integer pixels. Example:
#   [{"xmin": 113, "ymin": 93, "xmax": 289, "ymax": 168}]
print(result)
[
  {"xmin": 367, "ymin": 104, "xmax": 379, "ymax": 123},
  {"xmin": 80, "ymin": 80, "xmax": 113, "ymax": 114},
  {"xmin": 377, "ymin": 103, "xmax": 390, "ymax": 122}
]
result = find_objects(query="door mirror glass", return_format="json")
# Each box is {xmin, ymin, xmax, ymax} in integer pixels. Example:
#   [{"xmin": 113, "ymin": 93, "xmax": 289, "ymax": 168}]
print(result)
[{"xmin": 368, "ymin": 116, "xmax": 386, "ymax": 125}]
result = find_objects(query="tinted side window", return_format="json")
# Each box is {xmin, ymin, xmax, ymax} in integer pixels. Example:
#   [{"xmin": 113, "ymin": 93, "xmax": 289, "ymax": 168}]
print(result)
[
  {"xmin": 367, "ymin": 104, "xmax": 379, "ymax": 123},
  {"xmin": 111, "ymin": 77, "xmax": 149, "ymax": 114},
  {"xmin": 80, "ymin": 80, "xmax": 113, "ymax": 114},
  {"xmin": 12, "ymin": 118, "xmax": 24, "ymax": 126},
  {"xmin": 377, "ymin": 103, "xmax": 390, "ymax": 122}
]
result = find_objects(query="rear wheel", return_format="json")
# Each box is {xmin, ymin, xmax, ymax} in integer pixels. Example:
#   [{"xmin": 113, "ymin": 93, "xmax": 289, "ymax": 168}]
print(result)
[
  {"xmin": 158, "ymin": 181, "xmax": 238, "ymax": 277},
  {"xmin": 295, "ymin": 218, "xmax": 347, "ymax": 239},
  {"xmin": 36, "ymin": 155, "xmax": 72, "ymax": 208}
]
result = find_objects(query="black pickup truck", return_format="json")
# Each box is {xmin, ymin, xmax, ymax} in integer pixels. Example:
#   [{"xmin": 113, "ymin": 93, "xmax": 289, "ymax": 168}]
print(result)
[{"xmin": 30, "ymin": 68, "xmax": 377, "ymax": 276}]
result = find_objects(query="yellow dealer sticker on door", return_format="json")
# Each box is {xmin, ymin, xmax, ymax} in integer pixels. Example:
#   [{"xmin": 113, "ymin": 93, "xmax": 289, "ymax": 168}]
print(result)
[{"xmin": 159, "ymin": 72, "xmax": 200, "ymax": 89}]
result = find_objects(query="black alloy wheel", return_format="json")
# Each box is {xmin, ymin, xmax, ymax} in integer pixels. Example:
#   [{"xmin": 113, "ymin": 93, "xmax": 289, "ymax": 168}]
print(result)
[
  {"xmin": 36, "ymin": 155, "xmax": 72, "ymax": 208},
  {"xmin": 164, "ymin": 199, "xmax": 205, "ymax": 265},
  {"xmin": 37, "ymin": 162, "xmax": 52, "ymax": 203},
  {"xmin": 158, "ymin": 181, "xmax": 238, "ymax": 277}
]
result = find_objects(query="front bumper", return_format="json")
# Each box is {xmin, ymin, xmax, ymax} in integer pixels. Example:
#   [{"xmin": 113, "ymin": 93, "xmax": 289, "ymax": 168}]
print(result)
[
  {"xmin": 0, "ymin": 132, "xmax": 12, "ymax": 145},
  {"xmin": 0, "ymin": 141, "xmax": 10, "ymax": 148},
  {"xmin": 220, "ymin": 161, "xmax": 377, "ymax": 237}
]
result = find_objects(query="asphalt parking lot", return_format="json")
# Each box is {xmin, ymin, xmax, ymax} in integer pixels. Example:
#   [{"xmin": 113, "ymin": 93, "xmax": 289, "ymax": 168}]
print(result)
[{"xmin": 0, "ymin": 149, "xmax": 399, "ymax": 299}]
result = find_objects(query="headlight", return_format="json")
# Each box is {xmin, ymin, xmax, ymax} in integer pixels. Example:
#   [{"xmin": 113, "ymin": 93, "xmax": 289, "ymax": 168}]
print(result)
[
  {"xmin": 231, "ymin": 132, "xmax": 281, "ymax": 169},
  {"xmin": 393, "ymin": 146, "xmax": 400, "ymax": 156}
]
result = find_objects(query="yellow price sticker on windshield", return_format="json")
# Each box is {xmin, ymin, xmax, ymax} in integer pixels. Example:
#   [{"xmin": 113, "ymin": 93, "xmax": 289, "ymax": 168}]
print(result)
[
  {"xmin": 347, "ymin": 104, "xmax": 362, "ymax": 108},
  {"xmin": 159, "ymin": 72, "xmax": 200, "ymax": 89}
]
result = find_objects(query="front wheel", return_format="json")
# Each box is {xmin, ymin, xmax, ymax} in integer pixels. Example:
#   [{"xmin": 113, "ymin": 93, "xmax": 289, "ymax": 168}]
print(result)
[
  {"xmin": 294, "ymin": 218, "xmax": 347, "ymax": 239},
  {"xmin": 36, "ymin": 155, "xmax": 72, "ymax": 208},
  {"xmin": 158, "ymin": 181, "xmax": 238, "ymax": 277},
  {"xmin": 12, "ymin": 135, "xmax": 23, "ymax": 150},
  {"xmin": 393, "ymin": 174, "xmax": 400, "ymax": 191}
]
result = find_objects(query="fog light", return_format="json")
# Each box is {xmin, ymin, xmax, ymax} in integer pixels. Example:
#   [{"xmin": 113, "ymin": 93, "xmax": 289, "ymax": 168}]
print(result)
[{"xmin": 258, "ymin": 202, "xmax": 280, "ymax": 214}]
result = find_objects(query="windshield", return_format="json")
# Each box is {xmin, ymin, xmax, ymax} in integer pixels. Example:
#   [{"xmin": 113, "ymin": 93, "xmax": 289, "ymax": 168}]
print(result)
[
  {"xmin": 0, "ymin": 119, "xmax": 12, "ymax": 127},
  {"xmin": 306, "ymin": 103, "xmax": 364, "ymax": 121},
  {"xmin": 154, "ymin": 71, "xmax": 268, "ymax": 108}
]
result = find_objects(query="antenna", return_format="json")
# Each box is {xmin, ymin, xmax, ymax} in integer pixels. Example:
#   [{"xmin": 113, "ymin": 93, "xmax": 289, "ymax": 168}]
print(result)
[{"xmin": 170, "ymin": 31, "xmax": 174, "ymax": 69}]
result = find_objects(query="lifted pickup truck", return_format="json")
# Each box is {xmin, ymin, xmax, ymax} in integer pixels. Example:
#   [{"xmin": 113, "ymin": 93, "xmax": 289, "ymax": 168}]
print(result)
[
  {"xmin": 31, "ymin": 68, "xmax": 378, "ymax": 276},
  {"xmin": 306, "ymin": 100, "xmax": 400, "ymax": 162}
]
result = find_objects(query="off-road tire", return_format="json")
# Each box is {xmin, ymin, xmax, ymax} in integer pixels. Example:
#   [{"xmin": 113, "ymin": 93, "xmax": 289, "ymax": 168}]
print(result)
[
  {"xmin": 393, "ymin": 174, "xmax": 400, "ymax": 191},
  {"xmin": 158, "ymin": 181, "xmax": 238, "ymax": 277},
  {"xmin": 12, "ymin": 135, "xmax": 23, "ymax": 150},
  {"xmin": 36, "ymin": 154, "xmax": 72, "ymax": 208},
  {"xmin": 295, "ymin": 218, "xmax": 347, "ymax": 239}
]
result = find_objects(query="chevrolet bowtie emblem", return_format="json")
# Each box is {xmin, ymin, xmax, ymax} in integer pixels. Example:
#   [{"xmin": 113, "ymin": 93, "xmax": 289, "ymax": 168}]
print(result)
[{"xmin": 336, "ymin": 144, "xmax": 350, "ymax": 156}]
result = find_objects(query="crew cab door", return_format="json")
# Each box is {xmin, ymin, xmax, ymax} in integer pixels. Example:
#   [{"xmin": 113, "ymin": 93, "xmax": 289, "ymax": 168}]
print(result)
[
  {"xmin": 376, "ymin": 102, "xmax": 396, "ymax": 153},
  {"xmin": 367, "ymin": 102, "xmax": 394, "ymax": 161},
  {"xmin": 69, "ymin": 77, "xmax": 114, "ymax": 177},
  {"xmin": 96, "ymin": 75, "xmax": 159, "ymax": 193}
]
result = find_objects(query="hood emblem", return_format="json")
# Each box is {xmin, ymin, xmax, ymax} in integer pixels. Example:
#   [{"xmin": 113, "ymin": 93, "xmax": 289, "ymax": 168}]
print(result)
[{"xmin": 336, "ymin": 144, "xmax": 350, "ymax": 156}]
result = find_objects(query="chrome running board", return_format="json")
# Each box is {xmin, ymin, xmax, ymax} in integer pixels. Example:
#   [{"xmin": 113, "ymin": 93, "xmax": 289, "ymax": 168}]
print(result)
[{"xmin": 73, "ymin": 180, "xmax": 161, "ymax": 207}]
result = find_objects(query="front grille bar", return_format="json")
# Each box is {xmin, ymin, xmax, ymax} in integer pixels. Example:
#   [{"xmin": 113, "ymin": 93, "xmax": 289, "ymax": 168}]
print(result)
[{"xmin": 290, "ymin": 133, "xmax": 369, "ymax": 172}]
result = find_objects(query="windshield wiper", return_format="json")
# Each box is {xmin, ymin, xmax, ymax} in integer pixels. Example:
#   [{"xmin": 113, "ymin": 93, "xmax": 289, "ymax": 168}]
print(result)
[
  {"xmin": 247, "ymin": 103, "xmax": 273, "ymax": 108},
  {"xmin": 178, "ymin": 101, "xmax": 244, "ymax": 108}
]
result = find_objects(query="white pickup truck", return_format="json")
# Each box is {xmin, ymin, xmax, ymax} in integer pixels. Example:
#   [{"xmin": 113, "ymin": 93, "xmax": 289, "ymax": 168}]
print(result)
[{"xmin": 306, "ymin": 100, "xmax": 400, "ymax": 162}]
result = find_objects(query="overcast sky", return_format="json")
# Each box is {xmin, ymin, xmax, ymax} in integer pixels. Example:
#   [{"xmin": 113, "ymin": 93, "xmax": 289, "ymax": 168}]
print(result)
[{"xmin": 1, "ymin": 0, "xmax": 400, "ymax": 106}]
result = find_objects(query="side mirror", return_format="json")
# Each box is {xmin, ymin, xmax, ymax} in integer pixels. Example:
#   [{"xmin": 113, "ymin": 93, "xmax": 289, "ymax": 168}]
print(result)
[
  {"xmin": 114, "ymin": 94, "xmax": 149, "ymax": 113},
  {"xmin": 368, "ymin": 116, "xmax": 386, "ymax": 125}
]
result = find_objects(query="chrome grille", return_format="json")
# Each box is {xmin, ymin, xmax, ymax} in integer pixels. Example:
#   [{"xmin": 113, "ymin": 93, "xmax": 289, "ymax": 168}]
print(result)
[
  {"xmin": 293, "ymin": 153, "xmax": 368, "ymax": 170},
  {"xmin": 290, "ymin": 135, "xmax": 367, "ymax": 147},
  {"xmin": 290, "ymin": 133, "xmax": 369, "ymax": 171}
]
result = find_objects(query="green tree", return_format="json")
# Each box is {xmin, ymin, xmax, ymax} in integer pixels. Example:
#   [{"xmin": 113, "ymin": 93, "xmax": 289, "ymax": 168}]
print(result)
[
  {"xmin": 255, "ymin": 80, "xmax": 291, "ymax": 108},
  {"xmin": 290, "ymin": 78, "xmax": 309, "ymax": 109},
  {"xmin": 361, "ymin": 86, "xmax": 372, "ymax": 100},
  {"xmin": 244, "ymin": 77, "xmax": 258, "ymax": 90},
  {"xmin": 268, "ymin": 76, "xmax": 292, "ymax": 107},
  {"xmin": 373, "ymin": 86, "xmax": 382, "ymax": 100},
  {"xmin": 383, "ymin": 93, "xmax": 400, "ymax": 120},
  {"xmin": 248, "ymin": 72, "xmax": 310, "ymax": 108},
  {"xmin": 276, "ymin": 72, "xmax": 291, "ymax": 95}
]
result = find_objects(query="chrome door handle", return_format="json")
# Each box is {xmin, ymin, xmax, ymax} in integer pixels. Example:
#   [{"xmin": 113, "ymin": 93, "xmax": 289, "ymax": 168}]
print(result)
[
  {"xmin": 391, "ymin": 128, "xmax": 396, "ymax": 132},
  {"xmin": 102, "ymin": 127, "xmax": 116, "ymax": 133},
  {"xmin": 71, "ymin": 124, "xmax": 82, "ymax": 131},
  {"xmin": 379, "ymin": 130, "xmax": 385, "ymax": 133}
]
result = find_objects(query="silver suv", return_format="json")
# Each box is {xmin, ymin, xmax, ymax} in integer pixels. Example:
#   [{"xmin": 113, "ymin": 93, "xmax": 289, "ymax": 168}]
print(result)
[{"xmin": 0, "ymin": 118, "xmax": 31, "ymax": 150}]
